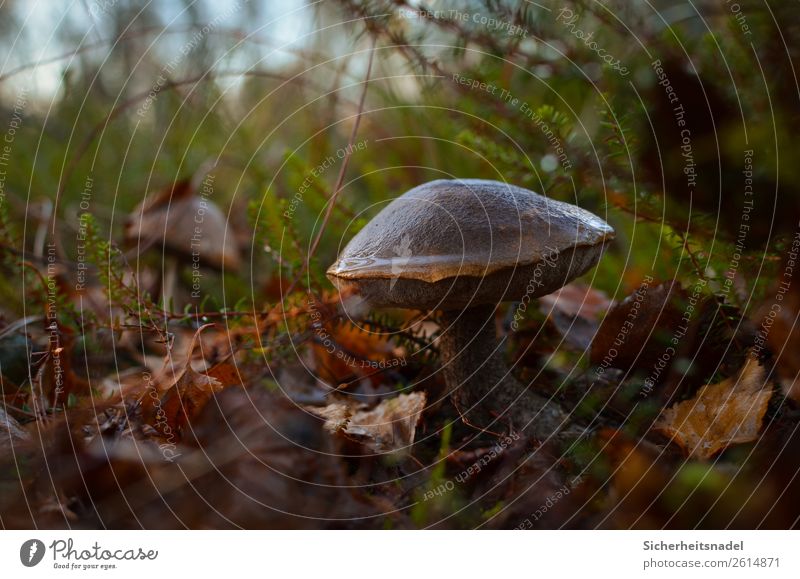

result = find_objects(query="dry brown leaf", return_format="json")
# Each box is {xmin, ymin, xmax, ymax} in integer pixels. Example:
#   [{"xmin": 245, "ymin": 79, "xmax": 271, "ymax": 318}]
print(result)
[
  {"xmin": 156, "ymin": 365, "xmax": 224, "ymax": 434},
  {"xmin": 205, "ymin": 361, "xmax": 243, "ymax": 387},
  {"xmin": 310, "ymin": 391, "xmax": 426, "ymax": 452},
  {"xmin": 140, "ymin": 325, "xmax": 231, "ymax": 440},
  {"xmin": 655, "ymin": 356, "xmax": 773, "ymax": 459}
]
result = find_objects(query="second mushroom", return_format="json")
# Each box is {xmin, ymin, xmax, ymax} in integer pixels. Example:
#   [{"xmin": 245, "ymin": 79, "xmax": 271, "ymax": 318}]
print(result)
[{"xmin": 327, "ymin": 179, "xmax": 615, "ymax": 440}]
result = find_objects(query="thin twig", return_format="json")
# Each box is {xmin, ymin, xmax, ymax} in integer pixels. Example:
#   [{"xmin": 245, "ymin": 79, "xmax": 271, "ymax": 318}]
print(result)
[
  {"xmin": 676, "ymin": 231, "xmax": 708, "ymax": 282},
  {"xmin": 288, "ymin": 34, "xmax": 378, "ymax": 295}
]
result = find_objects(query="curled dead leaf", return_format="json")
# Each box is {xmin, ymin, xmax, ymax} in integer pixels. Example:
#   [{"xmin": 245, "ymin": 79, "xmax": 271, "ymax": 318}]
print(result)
[
  {"xmin": 140, "ymin": 325, "xmax": 234, "ymax": 441},
  {"xmin": 204, "ymin": 361, "xmax": 244, "ymax": 388},
  {"xmin": 148, "ymin": 364, "xmax": 224, "ymax": 439},
  {"xmin": 309, "ymin": 391, "xmax": 426, "ymax": 453},
  {"xmin": 308, "ymin": 402, "xmax": 354, "ymax": 434}
]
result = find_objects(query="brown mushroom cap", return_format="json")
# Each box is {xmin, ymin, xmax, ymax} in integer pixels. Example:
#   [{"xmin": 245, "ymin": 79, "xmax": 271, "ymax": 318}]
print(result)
[
  {"xmin": 125, "ymin": 194, "xmax": 241, "ymax": 272},
  {"xmin": 327, "ymin": 179, "xmax": 614, "ymax": 310}
]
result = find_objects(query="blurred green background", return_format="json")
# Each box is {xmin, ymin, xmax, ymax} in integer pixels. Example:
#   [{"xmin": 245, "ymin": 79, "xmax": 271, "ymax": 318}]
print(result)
[{"xmin": 1, "ymin": 0, "xmax": 796, "ymax": 316}]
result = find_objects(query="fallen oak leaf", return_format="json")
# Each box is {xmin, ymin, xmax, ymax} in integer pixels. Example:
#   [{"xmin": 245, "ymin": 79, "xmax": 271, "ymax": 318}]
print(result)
[{"xmin": 655, "ymin": 356, "xmax": 773, "ymax": 460}]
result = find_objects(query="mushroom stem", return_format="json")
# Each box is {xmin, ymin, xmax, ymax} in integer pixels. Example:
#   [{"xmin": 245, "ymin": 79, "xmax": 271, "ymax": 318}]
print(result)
[
  {"xmin": 439, "ymin": 304, "xmax": 569, "ymax": 440},
  {"xmin": 162, "ymin": 255, "xmax": 178, "ymax": 312}
]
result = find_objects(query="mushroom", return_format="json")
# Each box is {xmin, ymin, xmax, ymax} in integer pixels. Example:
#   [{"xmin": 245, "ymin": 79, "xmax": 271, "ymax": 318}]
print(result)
[
  {"xmin": 125, "ymin": 165, "xmax": 241, "ymax": 307},
  {"xmin": 327, "ymin": 179, "xmax": 614, "ymax": 439}
]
